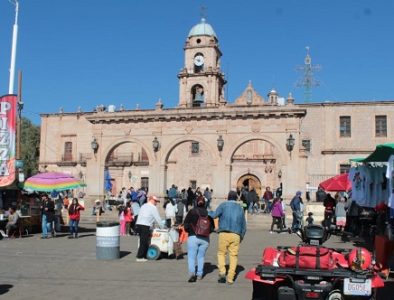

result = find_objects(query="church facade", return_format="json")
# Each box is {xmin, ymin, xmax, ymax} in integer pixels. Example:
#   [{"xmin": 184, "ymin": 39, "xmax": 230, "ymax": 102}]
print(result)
[{"xmin": 39, "ymin": 18, "xmax": 394, "ymax": 201}]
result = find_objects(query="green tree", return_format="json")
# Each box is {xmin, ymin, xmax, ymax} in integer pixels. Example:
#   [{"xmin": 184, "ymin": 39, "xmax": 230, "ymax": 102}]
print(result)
[{"xmin": 20, "ymin": 117, "xmax": 40, "ymax": 177}]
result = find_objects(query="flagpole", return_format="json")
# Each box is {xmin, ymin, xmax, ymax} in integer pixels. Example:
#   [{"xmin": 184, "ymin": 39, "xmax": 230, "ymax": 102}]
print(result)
[{"xmin": 8, "ymin": 0, "xmax": 19, "ymax": 95}]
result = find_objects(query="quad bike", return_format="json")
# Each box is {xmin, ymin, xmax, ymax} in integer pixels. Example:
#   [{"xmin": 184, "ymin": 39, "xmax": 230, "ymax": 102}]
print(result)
[{"xmin": 245, "ymin": 224, "xmax": 385, "ymax": 300}]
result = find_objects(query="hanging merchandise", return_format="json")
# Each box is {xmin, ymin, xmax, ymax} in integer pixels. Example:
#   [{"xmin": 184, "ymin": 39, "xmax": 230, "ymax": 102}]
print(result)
[
  {"xmin": 386, "ymin": 155, "xmax": 394, "ymax": 219},
  {"xmin": 348, "ymin": 165, "xmax": 388, "ymax": 208}
]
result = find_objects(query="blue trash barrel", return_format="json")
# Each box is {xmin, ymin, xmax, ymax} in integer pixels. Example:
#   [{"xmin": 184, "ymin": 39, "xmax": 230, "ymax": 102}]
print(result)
[{"xmin": 96, "ymin": 221, "xmax": 120, "ymax": 260}]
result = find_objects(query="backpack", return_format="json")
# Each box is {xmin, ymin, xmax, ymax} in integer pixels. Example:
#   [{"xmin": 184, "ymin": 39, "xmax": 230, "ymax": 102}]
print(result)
[{"xmin": 192, "ymin": 210, "xmax": 211, "ymax": 237}]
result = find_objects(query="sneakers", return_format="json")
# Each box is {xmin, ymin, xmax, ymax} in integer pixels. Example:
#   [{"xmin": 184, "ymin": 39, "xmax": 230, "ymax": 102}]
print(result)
[
  {"xmin": 136, "ymin": 258, "xmax": 148, "ymax": 262},
  {"xmin": 197, "ymin": 276, "xmax": 203, "ymax": 280},
  {"xmin": 218, "ymin": 275, "xmax": 226, "ymax": 284},
  {"xmin": 269, "ymin": 231, "xmax": 274, "ymax": 234},
  {"xmin": 188, "ymin": 275, "xmax": 197, "ymax": 283}
]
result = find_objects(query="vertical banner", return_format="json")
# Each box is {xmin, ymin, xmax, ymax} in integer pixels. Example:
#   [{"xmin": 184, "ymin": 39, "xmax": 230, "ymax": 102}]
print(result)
[{"xmin": 0, "ymin": 95, "xmax": 17, "ymax": 187}]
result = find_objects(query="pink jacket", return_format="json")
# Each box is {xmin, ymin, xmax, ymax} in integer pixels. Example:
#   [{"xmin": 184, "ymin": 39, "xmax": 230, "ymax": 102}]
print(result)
[{"xmin": 271, "ymin": 200, "xmax": 284, "ymax": 217}]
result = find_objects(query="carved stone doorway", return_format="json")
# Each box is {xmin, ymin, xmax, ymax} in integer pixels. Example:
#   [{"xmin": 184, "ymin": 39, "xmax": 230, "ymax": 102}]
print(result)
[{"xmin": 236, "ymin": 174, "xmax": 262, "ymax": 197}]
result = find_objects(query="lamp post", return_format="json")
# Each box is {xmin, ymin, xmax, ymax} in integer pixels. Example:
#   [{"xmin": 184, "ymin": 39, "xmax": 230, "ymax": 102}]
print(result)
[
  {"xmin": 286, "ymin": 134, "xmax": 295, "ymax": 157},
  {"xmin": 152, "ymin": 137, "xmax": 160, "ymax": 152},
  {"xmin": 217, "ymin": 135, "xmax": 224, "ymax": 152},
  {"xmin": 128, "ymin": 171, "xmax": 132, "ymax": 181},
  {"xmin": 91, "ymin": 137, "xmax": 98, "ymax": 153}
]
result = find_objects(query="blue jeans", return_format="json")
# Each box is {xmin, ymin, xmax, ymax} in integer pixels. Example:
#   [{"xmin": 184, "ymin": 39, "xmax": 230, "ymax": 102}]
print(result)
[
  {"xmin": 41, "ymin": 214, "xmax": 51, "ymax": 238},
  {"xmin": 187, "ymin": 235, "xmax": 209, "ymax": 277},
  {"xmin": 69, "ymin": 219, "xmax": 79, "ymax": 235},
  {"xmin": 292, "ymin": 211, "xmax": 303, "ymax": 232}
]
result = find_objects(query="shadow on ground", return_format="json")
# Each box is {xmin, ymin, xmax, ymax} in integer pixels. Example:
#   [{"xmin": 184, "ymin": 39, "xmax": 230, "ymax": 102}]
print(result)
[
  {"xmin": 120, "ymin": 251, "xmax": 132, "ymax": 258},
  {"xmin": 0, "ymin": 284, "xmax": 13, "ymax": 295}
]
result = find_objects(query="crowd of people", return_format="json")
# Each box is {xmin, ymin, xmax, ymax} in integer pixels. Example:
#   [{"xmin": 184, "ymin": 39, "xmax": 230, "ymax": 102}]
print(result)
[
  {"xmin": 123, "ymin": 185, "xmax": 247, "ymax": 285},
  {"xmin": 31, "ymin": 183, "xmax": 359, "ymax": 284}
]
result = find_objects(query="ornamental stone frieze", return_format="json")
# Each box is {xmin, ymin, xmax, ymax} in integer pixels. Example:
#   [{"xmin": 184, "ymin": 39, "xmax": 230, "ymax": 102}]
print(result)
[{"xmin": 85, "ymin": 106, "xmax": 306, "ymax": 125}]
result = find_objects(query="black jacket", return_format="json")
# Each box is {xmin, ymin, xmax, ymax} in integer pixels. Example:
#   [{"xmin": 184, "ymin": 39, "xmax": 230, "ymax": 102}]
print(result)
[{"xmin": 183, "ymin": 206, "xmax": 214, "ymax": 237}]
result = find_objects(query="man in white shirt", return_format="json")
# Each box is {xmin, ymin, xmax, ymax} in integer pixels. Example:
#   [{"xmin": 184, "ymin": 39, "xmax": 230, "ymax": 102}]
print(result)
[{"xmin": 135, "ymin": 195, "xmax": 163, "ymax": 262}]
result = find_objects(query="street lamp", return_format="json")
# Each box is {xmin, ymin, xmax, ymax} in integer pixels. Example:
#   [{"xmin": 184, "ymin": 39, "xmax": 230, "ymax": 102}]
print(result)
[
  {"xmin": 152, "ymin": 137, "xmax": 160, "ymax": 152},
  {"xmin": 91, "ymin": 137, "xmax": 98, "ymax": 153},
  {"xmin": 128, "ymin": 171, "xmax": 132, "ymax": 181},
  {"xmin": 278, "ymin": 170, "xmax": 282, "ymax": 178},
  {"xmin": 217, "ymin": 135, "xmax": 224, "ymax": 152},
  {"xmin": 286, "ymin": 134, "xmax": 295, "ymax": 153}
]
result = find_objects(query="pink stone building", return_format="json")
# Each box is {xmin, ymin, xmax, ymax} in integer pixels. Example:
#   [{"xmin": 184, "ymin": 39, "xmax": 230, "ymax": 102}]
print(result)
[{"xmin": 39, "ymin": 18, "xmax": 394, "ymax": 203}]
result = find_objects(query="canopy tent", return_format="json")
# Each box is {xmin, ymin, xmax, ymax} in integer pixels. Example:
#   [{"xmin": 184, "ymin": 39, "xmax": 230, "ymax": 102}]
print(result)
[
  {"xmin": 319, "ymin": 173, "xmax": 352, "ymax": 192},
  {"xmin": 352, "ymin": 143, "xmax": 394, "ymax": 163},
  {"xmin": 22, "ymin": 172, "xmax": 85, "ymax": 192}
]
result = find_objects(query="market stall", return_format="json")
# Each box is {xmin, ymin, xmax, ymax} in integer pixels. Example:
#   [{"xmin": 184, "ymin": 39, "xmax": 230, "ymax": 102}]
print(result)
[
  {"xmin": 349, "ymin": 143, "xmax": 394, "ymax": 271},
  {"xmin": 20, "ymin": 172, "xmax": 86, "ymax": 234}
]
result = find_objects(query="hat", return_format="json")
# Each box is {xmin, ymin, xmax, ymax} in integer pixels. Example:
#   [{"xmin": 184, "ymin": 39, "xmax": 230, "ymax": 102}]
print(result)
[
  {"xmin": 227, "ymin": 190, "xmax": 238, "ymax": 200},
  {"xmin": 95, "ymin": 199, "xmax": 101, "ymax": 203},
  {"xmin": 296, "ymin": 191, "xmax": 302, "ymax": 196},
  {"xmin": 149, "ymin": 195, "xmax": 160, "ymax": 202}
]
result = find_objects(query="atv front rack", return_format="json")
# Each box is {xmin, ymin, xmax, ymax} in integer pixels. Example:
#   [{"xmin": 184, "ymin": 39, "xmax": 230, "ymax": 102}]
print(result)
[{"xmin": 255, "ymin": 265, "xmax": 372, "ymax": 280}]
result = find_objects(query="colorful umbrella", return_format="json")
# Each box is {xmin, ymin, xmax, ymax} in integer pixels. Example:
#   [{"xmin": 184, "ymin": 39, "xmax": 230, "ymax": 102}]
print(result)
[
  {"xmin": 23, "ymin": 172, "xmax": 84, "ymax": 192},
  {"xmin": 319, "ymin": 173, "xmax": 351, "ymax": 192}
]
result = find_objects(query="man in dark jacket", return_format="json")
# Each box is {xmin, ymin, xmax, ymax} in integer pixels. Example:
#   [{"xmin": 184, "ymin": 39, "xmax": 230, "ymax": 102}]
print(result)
[
  {"xmin": 290, "ymin": 191, "xmax": 303, "ymax": 232},
  {"xmin": 40, "ymin": 194, "xmax": 55, "ymax": 239},
  {"xmin": 246, "ymin": 187, "xmax": 258, "ymax": 215}
]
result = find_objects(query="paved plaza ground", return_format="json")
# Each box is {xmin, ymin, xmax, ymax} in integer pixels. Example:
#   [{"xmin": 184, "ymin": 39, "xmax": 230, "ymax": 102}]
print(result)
[{"xmin": 0, "ymin": 224, "xmax": 392, "ymax": 300}]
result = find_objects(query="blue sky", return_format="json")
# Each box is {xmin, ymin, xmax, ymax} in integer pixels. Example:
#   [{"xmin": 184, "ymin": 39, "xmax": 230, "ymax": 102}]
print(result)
[{"xmin": 0, "ymin": 0, "xmax": 393, "ymax": 125}]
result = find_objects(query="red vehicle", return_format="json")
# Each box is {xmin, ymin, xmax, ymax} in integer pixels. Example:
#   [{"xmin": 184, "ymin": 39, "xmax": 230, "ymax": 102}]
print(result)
[{"xmin": 245, "ymin": 225, "xmax": 385, "ymax": 300}]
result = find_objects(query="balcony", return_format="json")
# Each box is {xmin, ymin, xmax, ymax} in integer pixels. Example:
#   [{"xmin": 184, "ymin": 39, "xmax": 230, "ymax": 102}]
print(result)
[
  {"xmin": 56, "ymin": 155, "xmax": 77, "ymax": 167},
  {"xmin": 106, "ymin": 155, "xmax": 134, "ymax": 167}
]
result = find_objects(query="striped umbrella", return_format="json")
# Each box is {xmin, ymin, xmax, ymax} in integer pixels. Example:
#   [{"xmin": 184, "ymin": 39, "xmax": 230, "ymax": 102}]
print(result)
[{"xmin": 23, "ymin": 172, "xmax": 84, "ymax": 192}]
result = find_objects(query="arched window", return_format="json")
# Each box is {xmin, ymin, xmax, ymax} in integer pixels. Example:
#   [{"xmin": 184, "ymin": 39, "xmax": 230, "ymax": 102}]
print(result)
[{"xmin": 192, "ymin": 84, "xmax": 204, "ymax": 107}]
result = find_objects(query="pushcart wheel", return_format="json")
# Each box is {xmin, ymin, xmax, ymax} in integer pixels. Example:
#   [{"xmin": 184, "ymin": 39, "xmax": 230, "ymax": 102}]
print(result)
[{"xmin": 147, "ymin": 245, "xmax": 161, "ymax": 260}]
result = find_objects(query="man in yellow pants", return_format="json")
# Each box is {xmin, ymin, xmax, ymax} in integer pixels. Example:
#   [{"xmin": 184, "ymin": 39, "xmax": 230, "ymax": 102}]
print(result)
[{"xmin": 209, "ymin": 190, "xmax": 246, "ymax": 284}]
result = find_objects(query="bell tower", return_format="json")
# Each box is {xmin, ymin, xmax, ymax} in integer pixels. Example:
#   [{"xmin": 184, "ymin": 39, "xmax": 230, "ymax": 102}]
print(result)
[{"xmin": 177, "ymin": 18, "xmax": 227, "ymax": 108}]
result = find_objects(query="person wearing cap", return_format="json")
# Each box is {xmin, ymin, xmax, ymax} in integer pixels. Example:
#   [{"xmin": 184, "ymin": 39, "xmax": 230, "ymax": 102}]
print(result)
[
  {"xmin": 290, "ymin": 191, "xmax": 303, "ymax": 232},
  {"xmin": 135, "ymin": 195, "xmax": 163, "ymax": 262},
  {"xmin": 209, "ymin": 190, "xmax": 246, "ymax": 285}
]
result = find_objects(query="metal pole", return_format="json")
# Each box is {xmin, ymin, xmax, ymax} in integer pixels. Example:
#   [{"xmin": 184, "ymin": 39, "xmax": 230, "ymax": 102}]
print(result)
[
  {"xmin": 8, "ymin": 0, "xmax": 19, "ymax": 94},
  {"xmin": 16, "ymin": 70, "xmax": 22, "ymax": 160}
]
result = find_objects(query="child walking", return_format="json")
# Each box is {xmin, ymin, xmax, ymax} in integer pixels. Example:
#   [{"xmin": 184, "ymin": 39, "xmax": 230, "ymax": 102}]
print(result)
[{"xmin": 119, "ymin": 206, "xmax": 126, "ymax": 236}]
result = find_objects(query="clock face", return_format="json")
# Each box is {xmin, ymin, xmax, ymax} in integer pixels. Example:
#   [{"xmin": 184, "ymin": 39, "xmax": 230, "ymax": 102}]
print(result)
[{"xmin": 194, "ymin": 55, "xmax": 204, "ymax": 66}]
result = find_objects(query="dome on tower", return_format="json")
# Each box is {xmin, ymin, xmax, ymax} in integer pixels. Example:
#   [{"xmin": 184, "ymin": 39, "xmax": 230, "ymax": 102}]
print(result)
[{"xmin": 188, "ymin": 18, "xmax": 217, "ymax": 38}]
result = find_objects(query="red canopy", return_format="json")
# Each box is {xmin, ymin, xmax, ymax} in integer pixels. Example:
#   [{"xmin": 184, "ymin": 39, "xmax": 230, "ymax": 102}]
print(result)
[{"xmin": 319, "ymin": 173, "xmax": 351, "ymax": 192}]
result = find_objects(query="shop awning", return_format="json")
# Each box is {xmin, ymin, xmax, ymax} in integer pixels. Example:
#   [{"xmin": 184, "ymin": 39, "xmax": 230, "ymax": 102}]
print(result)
[
  {"xmin": 349, "ymin": 157, "xmax": 366, "ymax": 163},
  {"xmin": 354, "ymin": 143, "xmax": 394, "ymax": 163}
]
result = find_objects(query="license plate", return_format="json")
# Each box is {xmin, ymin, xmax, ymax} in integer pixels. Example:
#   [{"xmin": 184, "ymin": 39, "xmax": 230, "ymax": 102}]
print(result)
[{"xmin": 343, "ymin": 278, "xmax": 371, "ymax": 296}]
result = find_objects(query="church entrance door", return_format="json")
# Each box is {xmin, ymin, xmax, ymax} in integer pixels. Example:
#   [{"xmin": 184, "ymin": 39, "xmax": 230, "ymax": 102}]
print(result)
[{"xmin": 236, "ymin": 174, "xmax": 262, "ymax": 197}]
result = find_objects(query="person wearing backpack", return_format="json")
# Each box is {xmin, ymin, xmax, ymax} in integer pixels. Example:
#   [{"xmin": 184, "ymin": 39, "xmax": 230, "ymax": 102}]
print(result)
[
  {"xmin": 209, "ymin": 190, "xmax": 247, "ymax": 285},
  {"xmin": 183, "ymin": 195, "xmax": 214, "ymax": 283}
]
